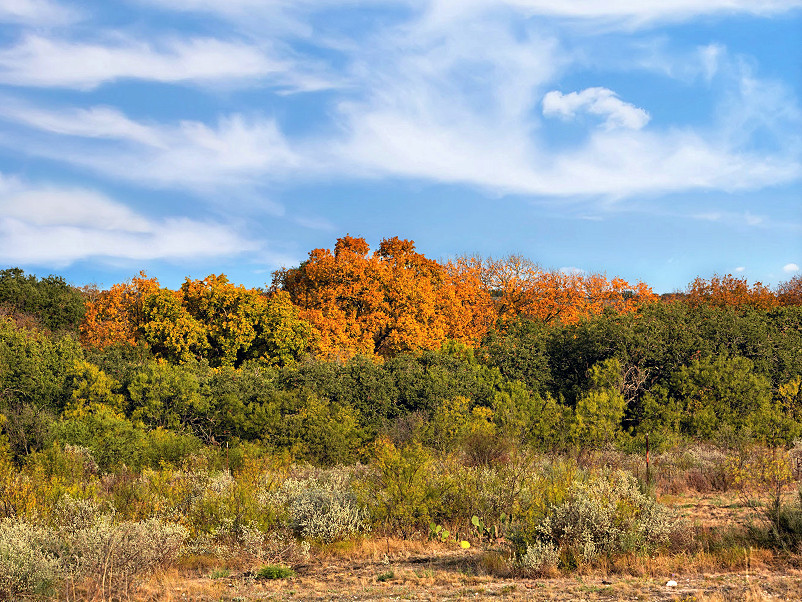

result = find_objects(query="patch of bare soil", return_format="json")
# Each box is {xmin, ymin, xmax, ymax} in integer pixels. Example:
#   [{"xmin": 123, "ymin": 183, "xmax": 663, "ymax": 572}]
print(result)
[
  {"xmin": 139, "ymin": 545, "xmax": 802, "ymax": 602},
  {"xmin": 136, "ymin": 492, "xmax": 802, "ymax": 602}
]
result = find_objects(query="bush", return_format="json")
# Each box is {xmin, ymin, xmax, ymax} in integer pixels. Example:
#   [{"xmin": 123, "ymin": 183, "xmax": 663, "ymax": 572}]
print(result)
[
  {"xmin": 65, "ymin": 516, "xmax": 187, "ymax": 598},
  {"xmin": 519, "ymin": 540, "xmax": 559, "ymax": 575},
  {"xmin": 266, "ymin": 466, "xmax": 368, "ymax": 541},
  {"xmin": 256, "ymin": 564, "xmax": 295, "ymax": 579},
  {"xmin": 50, "ymin": 407, "xmax": 148, "ymax": 473},
  {"xmin": 511, "ymin": 468, "xmax": 677, "ymax": 566},
  {"xmin": 287, "ymin": 487, "xmax": 367, "ymax": 541},
  {"xmin": 361, "ymin": 438, "xmax": 442, "ymax": 536},
  {"xmin": 726, "ymin": 445, "xmax": 802, "ymax": 550},
  {"xmin": 0, "ymin": 492, "xmax": 186, "ymax": 601},
  {"xmin": 0, "ymin": 517, "xmax": 63, "ymax": 600}
]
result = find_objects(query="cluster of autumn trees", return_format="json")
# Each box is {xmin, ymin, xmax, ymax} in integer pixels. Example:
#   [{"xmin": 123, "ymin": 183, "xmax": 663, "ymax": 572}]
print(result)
[
  {"xmin": 80, "ymin": 273, "xmax": 312, "ymax": 368},
  {"xmin": 2, "ymin": 237, "xmax": 802, "ymax": 470},
  {"xmin": 79, "ymin": 236, "xmax": 662, "ymax": 365}
]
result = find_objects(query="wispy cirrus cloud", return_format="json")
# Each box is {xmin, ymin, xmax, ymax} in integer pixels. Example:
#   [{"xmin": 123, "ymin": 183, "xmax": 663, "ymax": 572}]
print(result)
[
  {"xmin": 135, "ymin": 0, "xmax": 802, "ymax": 25},
  {"xmin": 323, "ymin": 8, "xmax": 800, "ymax": 197},
  {"xmin": 0, "ymin": 0, "xmax": 798, "ymax": 204},
  {"xmin": 0, "ymin": 175, "xmax": 260, "ymax": 266},
  {"xmin": 480, "ymin": 0, "xmax": 802, "ymax": 23},
  {"xmin": 0, "ymin": 0, "xmax": 78, "ymax": 26},
  {"xmin": 692, "ymin": 211, "xmax": 767, "ymax": 227},
  {"xmin": 1, "ymin": 102, "xmax": 166, "ymax": 147},
  {"xmin": 0, "ymin": 34, "xmax": 332, "ymax": 91},
  {"xmin": 0, "ymin": 103, "xmax": 299, "ymax": 197}
]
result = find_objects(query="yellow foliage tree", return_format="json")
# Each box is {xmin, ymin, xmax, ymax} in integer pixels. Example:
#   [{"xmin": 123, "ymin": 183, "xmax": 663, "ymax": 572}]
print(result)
[
  {"xmin": 82, "ymin": 272, "xmax": 312, "ymax": 367},
  {"xmin": 63, "ymin": 361, "xmax": 125, "ymax": 419}
]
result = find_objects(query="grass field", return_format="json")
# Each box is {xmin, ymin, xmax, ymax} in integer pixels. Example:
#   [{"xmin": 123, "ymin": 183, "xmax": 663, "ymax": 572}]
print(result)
[{"xmin": 123, "ymin": 490, "xmax": 802, "ymax": 602}]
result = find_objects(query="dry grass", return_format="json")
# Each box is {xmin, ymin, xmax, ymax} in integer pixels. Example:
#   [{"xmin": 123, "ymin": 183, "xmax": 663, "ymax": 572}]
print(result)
[
  {"xmin": 125, "ymin": 528, "xmax": 802, "ymax": 602},
  {"xmin": 59, "ymin": 485, "xmax": 802, "ymax": 601},
  {"xmin": 131, "ymin": 562, "xmax": 802, "ymax": 601}
]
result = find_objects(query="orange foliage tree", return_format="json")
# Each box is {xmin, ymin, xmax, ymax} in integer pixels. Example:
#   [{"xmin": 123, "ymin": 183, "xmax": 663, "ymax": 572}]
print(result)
[
  {"xmin": 777, "ymin": 274, "xmax": 802, "ymax": 306},
  {"xmin": 275, "ymin": 236, "xmax": 495, "ymax": 359},
  {"xmin": 686, "ymin": 274, "xmax": 779, "ymax": 310},
  {"xmin": 469, "ymin": 255, "xmax": 657, "ymax": 325},
  {"xmin": 80, "ymin": 272, "xmax": 160, "ymax": 349}
]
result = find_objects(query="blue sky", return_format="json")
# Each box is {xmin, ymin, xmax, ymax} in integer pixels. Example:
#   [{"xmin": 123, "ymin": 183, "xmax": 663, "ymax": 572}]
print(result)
[{"xmin": 0, "ymin": 0, "xmax": 800, "ymax": 294}]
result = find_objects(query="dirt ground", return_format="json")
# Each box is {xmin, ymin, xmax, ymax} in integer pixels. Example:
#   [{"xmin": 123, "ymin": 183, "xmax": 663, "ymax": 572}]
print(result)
[
  {"xmin": 141, "ymin": 548, "xmax": 802, "ymax": 602},
  {"xmin": 134, "ymin": 491, "xmax": 802, "ymax": 602}
]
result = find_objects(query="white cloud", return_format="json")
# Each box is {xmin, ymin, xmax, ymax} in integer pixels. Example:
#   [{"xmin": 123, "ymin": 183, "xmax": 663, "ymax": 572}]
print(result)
[
  {"xmin": 0, "ymin": 35, "xmax": 295, "ymax": 90},
  {"xmin": 0, "ymin": 186, "xmax": 151, "ymax": 232},
  {"xmin": 486, "ymin": 0, "xmax": 802, "ymax": 23},
  {"xmin": 0, "ymin": 0, "xmax": 77, "ymax": 25},
  {"xmin": 336, "ymin": 105, "xmax": 797, "ymax": 196},
  {"xmin": 699, "ymin": 44, "xmax": 724, "ymax": 82},
  {"xmin": 319, "ymin": 7, "xmax": 800, "ymax": 197},
  {"xmin": 0, "ymin": 179, "xmax": 259, "ymax": 266},
  {"xmin": 543, "ymin": 87, "xmax": 650, "ymax": 130},
  {"xmin": 784, "ymin": 263, "xmax": 800, "ymax": 273},
  {"xmin": 735, "ymin": 266, "xmax": 746, "ymax": 272},
  {"xmin": 0, "ymin": 2, "xmax": 799, "ymax": 203},
  {"xmin": 138, "ymin": 0, "xmax": 802, "ymax": 25},
  {"xmin": 294, "ymin": 215, "xmax": 336, "ymax": 231},
  {"xmin": 0, "ymin": 103, "xmax": 165, "ymax": 147},
  {"xmin": 691, "ymin": 210, "xmax": 772, "ymax": 227},
  {"xmin": 0, "ymin": 104, "xmax": 299, "ymax": 195}
]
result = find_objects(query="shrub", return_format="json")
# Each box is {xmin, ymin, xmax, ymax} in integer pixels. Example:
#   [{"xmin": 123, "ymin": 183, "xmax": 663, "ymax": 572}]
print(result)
[
  {"xmin": 267, "ymin": 467, "xmax": 368, "ymax": 541},
  {"xmin": 256, "ymin": 564, "xmax": 295, "ymax": 579},
  {"xmin": 519, "ymin": 540, "xmax": 559, "ymax": 575},
  {"xmin": 0, "ymin": 517, "xmax": 63, "ymax": 600},
  {"xmin": 511, "ymin": 468, "xmax": 678, "ymax": 566},
  {"xmin": 64, "ymin": 515, "xmax": 187, "ymax": 598},
  {"xmin": 50, "ymin": 407, "xmax": 148, "ymax": 473},
  {"xmin": 360, "ymin": 438, "xmax": 441, "ymax": 536},
  {"xmin": 726, "ymin": 445, "xmax": 802, "ymax": 550},
  {"xmin": 436, "ymin": 451, "xmax": 537, "ymax": 532},
  {"xmin": 287, "ymin": 487, "xmax": 367, "ymax": 541}
]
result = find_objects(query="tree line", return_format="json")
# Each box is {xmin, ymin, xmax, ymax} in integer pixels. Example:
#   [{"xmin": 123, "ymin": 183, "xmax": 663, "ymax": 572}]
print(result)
[{"xmin": 1, "ymin": 237, "xmax": 802, "ymax": 470}]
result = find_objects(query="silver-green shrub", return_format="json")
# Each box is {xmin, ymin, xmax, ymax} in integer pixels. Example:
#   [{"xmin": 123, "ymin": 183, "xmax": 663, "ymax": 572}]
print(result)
[
  {"xmin": 516, "ymin": 468, "xmax": 678, "ymax": 565},
  {"xmin": 0, "ymin": 494, "xmax": 187, "ymax": 600},
  {"xmin": 288, "ymin": 487, "xmax": 368, "ymax": 540},
  {"xmin": 519, "ymin": 540, "xmax": 559, "ymax": 573},
  {"xmin": 269, "ymin": 468, "xmax": 369, "ymax": 541},
  {"xmin": 0, "ymin": 518, "xmax": 63, "ymax": 599},
  {"xmin": 65, "ymin": 516, "xmax": 187, "ymax": 593}
]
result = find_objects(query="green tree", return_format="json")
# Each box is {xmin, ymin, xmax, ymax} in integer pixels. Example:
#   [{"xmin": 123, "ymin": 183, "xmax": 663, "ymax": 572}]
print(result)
[
  {"xmin": 63, "ymin": 361, "xmax": 125, "ymax": 418},
  {"xmin": 479, "ymin": 317, "xmax": 553, "ymax": 396},
  {"xmin": 128, "ymin": 360, "xmax": 209, "ymax": 433},
  {"xmin": 0, "ymin": 319, "xmax": 83, "ymax": 458},
  {"xmin": 670, "ymin": 355, "xmax": 780, "ymax": 442},
  {"xmin": 491, "ymin": 380, "xmax": 563, "ymax": 447},
  {"xmin": 0, "ymin": 268, "xmax": 86, "ymax": 331},
  {"xmin": 51, "ymin": 405, "xmax": 148, "ymax": 472},
  {"xmin": 569, "ymin": 359, "xmax": 626, "ymax": 449}
]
